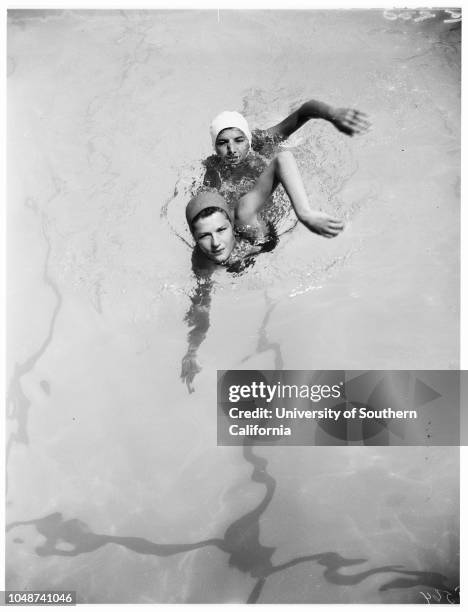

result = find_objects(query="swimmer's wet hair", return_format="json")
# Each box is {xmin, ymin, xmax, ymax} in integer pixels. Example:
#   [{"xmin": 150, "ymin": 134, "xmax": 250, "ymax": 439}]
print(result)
[{"xmin": 191, "ymin": 206, "xmax": 232, "ymax": 230}]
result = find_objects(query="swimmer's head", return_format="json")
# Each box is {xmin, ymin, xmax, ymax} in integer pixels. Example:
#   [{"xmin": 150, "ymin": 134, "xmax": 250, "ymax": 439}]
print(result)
[
  {"xmin": 210, "ymin": 111, "xmax": 251, "ymax": 165},
  {"xmin": 186, "ymin": 191, "xmax": 235, "ymax": 264}
]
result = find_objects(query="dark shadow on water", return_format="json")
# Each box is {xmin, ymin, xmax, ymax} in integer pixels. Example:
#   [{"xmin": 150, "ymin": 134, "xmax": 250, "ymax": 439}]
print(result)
[
  {"xmin": 6, "ymin": 213, "xmax": 63, "ymax": 501},
  {"xmin": 7, "ymin": 441, "xmax": 458, "ymax": 603},
  {"xmin": 242, "ymin": 291, "xmax": 284, "ymax": 370}
]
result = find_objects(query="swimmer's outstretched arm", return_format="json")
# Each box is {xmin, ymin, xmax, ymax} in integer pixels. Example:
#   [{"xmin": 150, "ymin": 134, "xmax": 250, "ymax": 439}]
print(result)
[
  {"xmin": 237, "ymin": 151, "xmax": 344, "ymax": 238},
  {"xmin": 265, "ymin": 99, "xmax": 370, "ymax": 139},
  {"xmin": 181, "ymin": 277, "xmax": 213, "ymax": 393}
]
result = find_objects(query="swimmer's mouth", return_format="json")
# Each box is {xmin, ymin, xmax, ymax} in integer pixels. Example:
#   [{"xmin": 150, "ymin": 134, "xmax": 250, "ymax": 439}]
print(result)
[
  {"xmin": 211, "ymin": 247, "xmax": 230, "ymax": 262},
  {"xmin": 211, "ymin": 248, "xmax": 225, "ymax": 257}
]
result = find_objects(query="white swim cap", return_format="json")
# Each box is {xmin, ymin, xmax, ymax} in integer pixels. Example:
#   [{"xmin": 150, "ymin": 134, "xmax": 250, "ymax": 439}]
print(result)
[{"xmin": 209, "ymin": 111, "xmax": 252, "ymax": 149}]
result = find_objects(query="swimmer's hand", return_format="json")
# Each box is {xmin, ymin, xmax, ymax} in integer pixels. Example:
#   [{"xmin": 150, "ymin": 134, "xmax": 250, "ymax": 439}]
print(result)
[
  {"xmin": 299, "ymin": 210, "xmax": 344, "ymax": 238},
  {"xmin": 181, "ymin": 352, "xmax": 201, "ymax": 393},
  {"xmin": 330, "ymin": 107, "xmax": 371, "ymax": 136}
]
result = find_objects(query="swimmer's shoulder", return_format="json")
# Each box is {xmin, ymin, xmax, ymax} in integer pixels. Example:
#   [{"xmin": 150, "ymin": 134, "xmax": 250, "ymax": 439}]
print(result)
[
  {"xmin": 251, "ymin": 128, "xmax": 283, "ymax": 157},
  {"xmin": 234, "ymin": 220, "xmax": 277, "ymax": 250},
  {"xmin": 203, "ymin": 154, "xmax": 220, "ymax": 169},
  {"xmin": 224, "ymin": 229, "xmax": 277, "ymax": 273},
  {"xmin": 251, "ymin": 128, "xmax": 267, "ymax": 152},
  {"xmin": 202, "ymin": 155, "xmax": 222, "ymax": 188}
]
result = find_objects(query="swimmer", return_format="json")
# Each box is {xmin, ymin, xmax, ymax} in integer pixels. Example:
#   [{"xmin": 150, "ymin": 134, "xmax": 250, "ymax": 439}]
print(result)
[
  {"xmin": 191, "ymin": 150, "xmax": 343, "ymax": 269},
  {"xmin": 181, "ymin": 150, "xmax": 344, "ymax": 391},
  {"xmin": 203, "ymin": 101, "xmax": 370, "ymax": 204}
]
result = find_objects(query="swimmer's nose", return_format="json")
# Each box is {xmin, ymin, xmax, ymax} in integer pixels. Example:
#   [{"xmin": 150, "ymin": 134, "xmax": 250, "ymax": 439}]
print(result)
[
  {"xmin": 211, "ymin": 235, "xmax": 221, "ymax": 248},
  {"xmin": 226, "ymin": 141, "xmax": 236, "ymax": 154}
]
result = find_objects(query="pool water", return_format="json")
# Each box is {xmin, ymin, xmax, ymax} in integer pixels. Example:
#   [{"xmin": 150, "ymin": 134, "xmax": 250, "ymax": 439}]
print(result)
[{"xmin": 6, "ymin": 9, "xmax": 460, "ymax": 604}]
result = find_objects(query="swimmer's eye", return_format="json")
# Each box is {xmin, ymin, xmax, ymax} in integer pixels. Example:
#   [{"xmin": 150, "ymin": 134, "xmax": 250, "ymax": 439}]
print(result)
[
  {"xmin": 216, "ymin": 139, "xmax": 228, "ymax": 146},
  {"xmin": 217, "ymin": 225, "xmax": 228, "ymax": 232},
  {"xmin": 235, "ymin": 137, "xmax": 246, "ymax": 142}
]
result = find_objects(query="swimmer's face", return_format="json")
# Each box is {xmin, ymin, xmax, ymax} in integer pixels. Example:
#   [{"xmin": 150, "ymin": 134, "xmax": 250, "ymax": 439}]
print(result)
[
  {"xmin": 192, "ymin": 211, "xmax": 235, "ymax": 263},
  {"xmin": 215, "ymin": 128, "xmax": 250, "ymax": 165}
]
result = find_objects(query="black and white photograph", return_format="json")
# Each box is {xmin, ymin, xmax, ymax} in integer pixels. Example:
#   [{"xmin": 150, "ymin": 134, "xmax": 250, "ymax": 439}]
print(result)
[{"xmin": 5, "ymin": 5, "xmax": 462, "ymax": 605}]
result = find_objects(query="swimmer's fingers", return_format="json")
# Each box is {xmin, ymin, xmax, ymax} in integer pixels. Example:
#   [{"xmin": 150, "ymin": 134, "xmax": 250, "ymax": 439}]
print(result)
[
  {"xmin": 322, "ymin": 219, "xmax": 345, "ymax": 238},
  {"xmin": 181, "ymin": 353, "xmax": 201, "ymax": 393},
  {"xmin": 349, "ymin": 110, "xmax": 371, "ymax": 132},
  {"xmin": 181, "ymin": 371, "xmax": 196, "ymax": 394},
  {"xmin": 333, "ymin": 108, "xmax": 371, "ymax": 136},
  {"xmin": 323, "ymin": 228, "xmax": 344, "ymax": 238},
  {"xmin": 325, "ymin": 219, "xmax": 345, "ymax": 231},
  {"xmin": 300, "ymin": 211, "xmax": 344, "ymax": 237},
  {"xmin": 348, "ymin": 113, "xmax": 371, "ymax": 134},
  {"xmin": 315, "ymin": 230, "xmax": 337, "ymax": 239},
  {"xmin": 352, "ymin": 109, "xmax": 370, "ymax": 121},
  {"xmin": 313, "ymin": 225, "xmax": 344, "ymax": 238},
  {"xmin": 327, "ymin": 217, "xmax": 345, "ymax": 228}
]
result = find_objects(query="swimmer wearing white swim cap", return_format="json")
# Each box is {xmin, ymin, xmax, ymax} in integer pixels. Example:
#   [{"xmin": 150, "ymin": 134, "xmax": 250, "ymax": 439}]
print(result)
[
  {"xmin": 209, "ymin": 111, "xmax": 252, "ymax": 167},
  {"xmin": 203, "ymin": 99, "xmax": 370, "ymax": 213}
]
